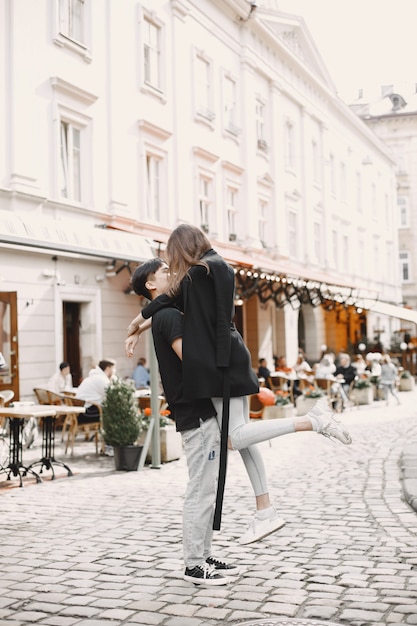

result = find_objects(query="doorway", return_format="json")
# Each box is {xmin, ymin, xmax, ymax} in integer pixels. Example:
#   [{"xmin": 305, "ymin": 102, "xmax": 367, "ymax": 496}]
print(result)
[
  {"xmin": 0, "ymin": 292, "xmax": 19, "ymax": 400},
  {"xmin": 63, "ymin": 301, "xmax": 82, "ymax": 386}
]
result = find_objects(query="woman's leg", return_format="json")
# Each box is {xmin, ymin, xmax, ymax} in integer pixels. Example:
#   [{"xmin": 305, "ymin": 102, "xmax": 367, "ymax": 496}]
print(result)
[
  {"xmin": 214, "ymin": 396, "xmax": 351, "ymax": 452},
  {"xmin": 212, "ymin": 396, "xmax": 285, "ymax": 544}
]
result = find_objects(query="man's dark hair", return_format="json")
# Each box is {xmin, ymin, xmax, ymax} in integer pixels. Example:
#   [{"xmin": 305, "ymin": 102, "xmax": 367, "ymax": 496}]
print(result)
[
  {"xmin": 98, "ymin": 359, "xmax": 116, "ymax": 372},
  {"xmin": 59, "ymin": 361, "xmax": 70, "ymax": 370},
  {"xmin": 131, "ymin": 258, "xmax": 164, "ymax": 300}
]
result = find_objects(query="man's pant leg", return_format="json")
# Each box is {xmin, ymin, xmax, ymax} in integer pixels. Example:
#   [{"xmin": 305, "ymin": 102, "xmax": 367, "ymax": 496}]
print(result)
[{"xmin": 181, "ymin": 417, "xmax": 220, "ymax": 568}]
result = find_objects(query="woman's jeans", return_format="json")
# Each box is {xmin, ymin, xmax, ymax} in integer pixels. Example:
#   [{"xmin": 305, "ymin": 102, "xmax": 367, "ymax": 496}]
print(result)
[
  {"xmin": 181, "ymin": 416, "xmax": 220, "ymax": 568},
  {"xmin": 212, "ymin": 396, "xmax": 295, "ymax": 498}
]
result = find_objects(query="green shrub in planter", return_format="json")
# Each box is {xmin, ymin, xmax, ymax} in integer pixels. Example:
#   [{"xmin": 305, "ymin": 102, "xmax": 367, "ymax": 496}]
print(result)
[
  {"xmin": 400, "ymin": 370, "xmax": 411, "ymax": 379},
  {"xmin": 353, "ymin": 378, "xmax": 371, "ymax": 389},
  {"xmin": 102, "ymin": 379, "xmax": 143, "ymax": 447}
]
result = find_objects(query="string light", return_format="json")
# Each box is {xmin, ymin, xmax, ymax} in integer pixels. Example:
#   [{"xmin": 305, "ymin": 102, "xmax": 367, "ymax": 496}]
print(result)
[{"xmin": 233, "ymin": 265, "xmax": 365, "ymax": 311}]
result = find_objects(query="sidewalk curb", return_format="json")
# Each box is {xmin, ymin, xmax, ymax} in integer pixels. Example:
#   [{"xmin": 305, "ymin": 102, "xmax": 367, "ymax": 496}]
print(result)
[{"xmin": 400, "ymin": 440, "xmax": 417, "ymax": 512}]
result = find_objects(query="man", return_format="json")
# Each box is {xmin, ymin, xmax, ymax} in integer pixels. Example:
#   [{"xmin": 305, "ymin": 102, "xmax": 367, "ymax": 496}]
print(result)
[
  {"xmin": 132, "ymin": 357, "xmax": 150, "ymax": 389},
  {"xmin": 128, "ymin": 258, "xmax": 239, "ymax": 587},
  {"xmin": 334, "ymin": 353, "xmax": 357, "ymax": 408},
  {"xmin": 76, "ymin": 359, "xmax": 116, "ymax": 421},
  {"xmin": 257, "ymin": 358, "xmax": 272, "ymax": 389},
  {"xmin": 46, "ymin": 361, "xmax": 73, "ymax": 394}
]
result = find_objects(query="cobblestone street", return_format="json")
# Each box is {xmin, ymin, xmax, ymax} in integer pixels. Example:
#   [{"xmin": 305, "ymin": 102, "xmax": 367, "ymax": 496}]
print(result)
[{"xmin": 1, "ymin": 395, "xmax": 417, "ymax": 626}]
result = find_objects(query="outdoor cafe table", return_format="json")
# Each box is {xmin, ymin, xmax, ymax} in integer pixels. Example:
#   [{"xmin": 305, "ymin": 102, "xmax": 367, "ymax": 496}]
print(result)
[
  {"xmin": 0, "ymin": 405, "xmax": 56, "ymax": 486},
  {"xmin": 26, "ymin": 404, "xmax": 86, "ymax": 479},
  {"xmin": 0, "ymin": 404, "xmax": 85, "ymax": 486}
]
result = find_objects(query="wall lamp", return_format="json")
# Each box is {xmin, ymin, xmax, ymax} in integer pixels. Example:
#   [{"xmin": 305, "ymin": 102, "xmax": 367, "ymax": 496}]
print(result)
[{"xmin": 105, "ymin": 260, "xmax": 132, "ymax": 278}]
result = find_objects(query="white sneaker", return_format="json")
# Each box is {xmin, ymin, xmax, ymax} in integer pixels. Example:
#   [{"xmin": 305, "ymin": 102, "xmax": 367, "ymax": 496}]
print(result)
[
  {"xmin": 311, "ymin": 398, "xmax": 352, "ymax": 445},
  {"xmin": 239, "ymin": 510, "xmax": 285, "ymax": 545}
]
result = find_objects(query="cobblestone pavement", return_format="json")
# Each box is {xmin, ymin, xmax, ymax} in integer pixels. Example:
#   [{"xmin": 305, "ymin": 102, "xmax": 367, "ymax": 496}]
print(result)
[{"xmin": 1, "ymin": 393, "xmax": 417, "ymax": 626}]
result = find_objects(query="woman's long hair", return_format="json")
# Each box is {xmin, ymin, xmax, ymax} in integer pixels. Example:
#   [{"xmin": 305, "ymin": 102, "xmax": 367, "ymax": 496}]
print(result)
[{"xmin": 166, "ymin": 224, "xmax": 212, "ymax": 296}]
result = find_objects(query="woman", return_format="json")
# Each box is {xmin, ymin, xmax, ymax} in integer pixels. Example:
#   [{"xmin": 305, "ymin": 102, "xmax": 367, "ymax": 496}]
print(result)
[{"xmin": 126, "ymin": 225, "xmax": 351, "ymax": 543}]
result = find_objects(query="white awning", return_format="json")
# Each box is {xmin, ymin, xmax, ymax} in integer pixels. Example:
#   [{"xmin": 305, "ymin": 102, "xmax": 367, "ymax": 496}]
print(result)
[
  {"xmin": 0, "ymin": 211, "xmax": 154, "ymax": 262},
  {"xmin": 361, "ymin": 299, "xmax": 417, "ymax": 326}
]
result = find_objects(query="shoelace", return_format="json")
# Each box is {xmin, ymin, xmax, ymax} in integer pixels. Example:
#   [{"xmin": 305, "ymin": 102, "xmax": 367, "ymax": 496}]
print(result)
[
  {"xmin": 201, "ymin": 563, "xmax": 217, "ymax": 578},
  {"xmin": 207, "ymin": 556, "xmax": 226, "ymax": 569}
]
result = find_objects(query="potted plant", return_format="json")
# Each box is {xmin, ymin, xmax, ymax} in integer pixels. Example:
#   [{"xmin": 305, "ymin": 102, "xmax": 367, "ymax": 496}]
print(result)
[
  {"xmin": 351, "ymin": 377, "xmax": 373, "ymax": 405},
  {"xmin": 295, "ymin": 386, "xmax": 324, "ymax": 415},
  {"xmin": 102, "ymin": 379, "xmax": 143, "ymax": 471},
  {"xmin": 263, "ymin": 390, "xmax": 294, "ymax": 419},
  {"xmin": 139, "ymin": 407, "xmax": 183, "ymax": 463},
  {"xmin": 399, "ymin": 370, "xmax": 415, "ymax": 391}
]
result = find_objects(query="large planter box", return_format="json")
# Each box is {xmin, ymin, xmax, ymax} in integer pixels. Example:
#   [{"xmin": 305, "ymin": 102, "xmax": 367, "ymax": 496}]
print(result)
[
  {"xmin": 399, "ymin": 377, "xmax": 415, "ymax": 391},
  {"xmin": 139, "ymin": 425, "xmax": 183, "ymax": 463},
  {"xmin": 351, "ymin": 386, "xmax": 373, "ymax": 405},
  {"xmin": 295, "ymin": 395, "xmax": 322, "ymax": 416},
  {"xmin": 263, "ymin": 404, "xmax": 294, "ymax": 419}
]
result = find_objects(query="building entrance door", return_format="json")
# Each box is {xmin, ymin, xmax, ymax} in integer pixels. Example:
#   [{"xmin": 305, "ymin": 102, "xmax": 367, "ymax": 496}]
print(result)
[
  {"xmin": 0, "ymin": 292, "xmax": 19, "ymax": 400},
  {"xmin": 63, "ymin": 301, "xmax": 82, "ymax": 387}
]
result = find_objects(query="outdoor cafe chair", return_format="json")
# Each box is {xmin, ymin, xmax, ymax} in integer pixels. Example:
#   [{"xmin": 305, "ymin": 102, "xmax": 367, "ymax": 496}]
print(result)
[{"xmin": 60, "ymin": 395, "xmax": 103, "ymax": 455}]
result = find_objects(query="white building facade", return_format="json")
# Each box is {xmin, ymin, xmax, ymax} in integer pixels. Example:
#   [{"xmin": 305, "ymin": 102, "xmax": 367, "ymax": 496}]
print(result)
[{"xmin": 0, "ymin": 0, "xmax": 403, "ymax": 400}]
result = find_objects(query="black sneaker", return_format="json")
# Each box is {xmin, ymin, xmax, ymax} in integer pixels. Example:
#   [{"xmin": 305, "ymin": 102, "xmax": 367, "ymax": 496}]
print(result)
[
  {"xmin": 183, "ymin": 563, "xmax": 230, "ymax": 586},
  {"xmin": 206, "ymin": 555, "xmax": 240, "ymax": 576}
]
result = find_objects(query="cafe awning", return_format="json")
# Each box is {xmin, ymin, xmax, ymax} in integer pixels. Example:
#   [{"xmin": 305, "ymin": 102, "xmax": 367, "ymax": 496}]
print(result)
[
  {"xmin": 360, "ymin": 299, "xmax": 417, "ymax": 326},
  {"xmin": 0, "ymin": 210, "xmax": 154, "ymax": 263}
]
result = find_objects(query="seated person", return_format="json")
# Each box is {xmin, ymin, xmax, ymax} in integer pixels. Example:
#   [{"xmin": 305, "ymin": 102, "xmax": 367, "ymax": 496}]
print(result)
[
  {"xmin": 314, "ymin": 355, "xmax": 336, "ymax": 379},
  {"xmin": 274, "ymin": 355, "xmax": 294, "ymax": 375},
  {"xmin": 46, "ymin": 361, "xmax": 73, "ymax": 394},
  {"xmin": 257, "ymin": 358, "xmax": 272, "ymax": 389},
  {"xmin": 132, "ymin": 356, "xmax": 150, "ymax": 389},
  {"xmin": 334, "ymin": 353, "xmax": 356, "ymax": 405},
  {"xmin": 76, "ymin": 359, "xmax": 116, "ymax": 422}
]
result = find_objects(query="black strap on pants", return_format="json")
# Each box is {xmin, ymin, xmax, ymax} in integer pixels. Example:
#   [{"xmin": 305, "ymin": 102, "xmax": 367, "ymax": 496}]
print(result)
[{"xmin": 213, "ymin": 368, "xmax": 230, "ymax": 531}]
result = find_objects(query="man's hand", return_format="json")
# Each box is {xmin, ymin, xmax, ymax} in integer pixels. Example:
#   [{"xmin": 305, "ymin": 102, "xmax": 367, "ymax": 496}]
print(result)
[{"xmin": 125, "ymin": 332, "xmax": 139, "ymax": 358}]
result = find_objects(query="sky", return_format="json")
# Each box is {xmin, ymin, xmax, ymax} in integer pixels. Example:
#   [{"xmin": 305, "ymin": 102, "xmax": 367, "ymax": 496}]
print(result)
[{"xmin": 276, "ymin": 0, "xmax": 417, "ymax": 103}]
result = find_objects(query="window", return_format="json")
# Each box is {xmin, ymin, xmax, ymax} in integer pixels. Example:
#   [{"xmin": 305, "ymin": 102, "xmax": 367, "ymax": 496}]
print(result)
[
  {"xmin": 226, "ymin": 187, "xmax": 238, "ymax": 240},
  {"xmin": 284, "ymin": 121, "xmax": 294, "ymax": 170},
  {"xmin": 400, "ymin": 251, "xmax": 410, "ymax": 282},
  {"xmin": 342, "ymin": 234, "xmax": 349, "ymax": 273},
  {"xmin": 288, "ymin": 210, "xmax": 298, "ymax": 258},
  {"xmin": 332, "ymin": 229, "xmax": 338, "ymax": 269},
  {"xmin": 256, "ymin": 99, "xmax": 268, "ymax": 151},
  {"xmin": 356, "ymin": 172, "xmax": 362, "ymax": 213},
  {"xmin": 223, "ymin": 75, "xmax": 239, "ymax": 135},
  {"xmin": 340, "ymin": 162, "xmax": 346, "ymax": 201},
  {"xmin": 398, "ymin": 196, "xmax": 409, "ymax": 228},
  {"xmin": 60, "ymin": 120, "xmax": 82, "ymax": 202},
  {"xmin": 199, "ymin": 176, "xmax": 213, "ymax": 232},
  {"xmin": 146, "ymin": 154, "xmax": 161, "ymax": 222},
  {"xmin": 143, "ymin": 16, "xmax": 161, "ymax": 90},
  {"xmin": 314, "ymin": 221, "xmax": 321, "ymax": 264},
  {"xmin": 59, "ymin": 0, "xmax": 85, "ymax": 44},
  {"xmin": 371, "ymin": 183, "xmax": 376, "ymax": 218},
  {"xmin": 195, "ymin": 54, "xmax": 214, "ymax": 121},
  {"xmin": 258, "ymin": 199, "xmax": 268, "ymax": 247},
  {"xmin": 329, "ymin": 153, "xmax": 335, "ymax": 194},
  {"xmin": 312, "ymin": 140, "xmax": 320, "ymax": 184}
]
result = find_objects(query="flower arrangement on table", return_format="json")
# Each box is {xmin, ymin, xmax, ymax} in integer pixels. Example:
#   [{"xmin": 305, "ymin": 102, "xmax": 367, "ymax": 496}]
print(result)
[
  {"xmin": 274, "ymin": 390, "xmax": 291, "ymax": 406},
  {"xmin": 302, "ymin": 385, "xmax": 324, "ymax": 399},
  {"xmin": 140, "ymin": 406, "xmax": 174, "ymax": 431}
]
